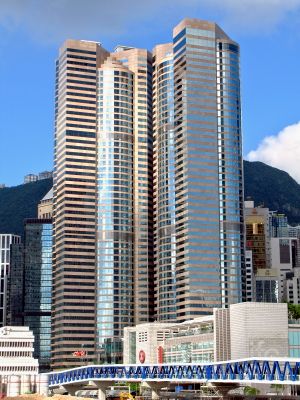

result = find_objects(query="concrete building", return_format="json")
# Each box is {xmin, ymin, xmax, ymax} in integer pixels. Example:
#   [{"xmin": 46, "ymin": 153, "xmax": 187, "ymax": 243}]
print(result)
[
  {"xmin": 0, "ymin": 326, "xmax": 39, "ymax": 394},
  {"xmin": 0, "ymin": 234, "xmax": 21, "ymax": 327},
  {"xmin": 24, "ymin": 174, "xmax": 38, "ymax": 184},
  {"xmin": 38, "ymin": 188, "xmax": 53, "ymax": 219},
  {"xmin": 229, "ymin": 302, "xmax": 288, "ymax": 359},
  {"xmin": 124, "ymin": 302, "xmax": 290, "ymax": 364},
  {"xmin": 38, "ymin": 171, "xmax": 53, "ymax": 180},
  {"xmin": 24, "ymin": 172, "xmax": 53, "ymax": 184},
  {"xmin": 284, "ymin": 268, "xmax": 300, "ymax": 304}
]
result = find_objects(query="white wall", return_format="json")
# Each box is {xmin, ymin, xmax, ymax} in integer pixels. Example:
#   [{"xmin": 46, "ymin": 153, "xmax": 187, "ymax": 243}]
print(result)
[{"xmin": 230, "ymin": 302, "xmax": 288, "ymax": 359}]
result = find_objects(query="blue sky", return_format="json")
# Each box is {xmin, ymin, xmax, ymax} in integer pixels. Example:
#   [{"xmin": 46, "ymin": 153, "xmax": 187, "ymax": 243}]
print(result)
[{"xmin": 1, "ymin": 0, "xmax": 300, "ymax": 186}]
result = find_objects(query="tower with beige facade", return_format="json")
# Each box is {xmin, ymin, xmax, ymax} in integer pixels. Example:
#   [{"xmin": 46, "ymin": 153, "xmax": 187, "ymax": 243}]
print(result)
[
  {"xmin": 53, "ymin": 40, "xmax": 154, "ymax": 366},
  {"xmin": 53, "ymin": 18, "xmax": 244, "ymax": 366}
]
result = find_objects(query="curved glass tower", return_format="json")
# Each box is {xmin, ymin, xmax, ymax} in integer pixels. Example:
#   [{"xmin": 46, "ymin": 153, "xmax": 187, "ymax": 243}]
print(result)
[
  {"xmin": 153, "ymin": 44, "xmax": 177, "ymax": 321},
  {"xmin": 96, "ymin": 58, "xmax": 134, "ymax": 362},
  {"xmin": 172, "ymin": 19, "xmax": 244, "ymax": 320}
]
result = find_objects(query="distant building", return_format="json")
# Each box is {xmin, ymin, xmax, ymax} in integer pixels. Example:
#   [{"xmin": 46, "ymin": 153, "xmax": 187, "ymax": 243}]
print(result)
[
  {"xmin": 38, "ymin": 188, "xmax": 53, "ymax": 219},
  {"xmin": 254, "ymin": 268, "xmax": 279, "ymax": 303},
  {"xmin": 24, "ymin": 171, "xmax": 53, "ymax": 185},
  {"xmin": 0, "ymin": 234, "xmax": 21, "ymax": 327},
  {"xmin": 24, "ymin": 174, "xmax": 38, "ymax": 184},
  {"xmin": 38, "ymin": 171, "xmax": 53, "ymax": 180},
  {"xmin": 8, "ymin": 219, "xmax": 52, "ymax": 372},
  {"xmin": 0, "ymin": 184, "xmax": 5, "ymax": 189},
  {"xmin": 124, "ymin": 302, "xmax": 289, "ymax": 364},
  {"xmin": 245, "ymin": 250, "xmax": 254, "ymax": 301},
  {"xmin": 284, "ymin": 268, "xmax": 300, "ymax": 304}
]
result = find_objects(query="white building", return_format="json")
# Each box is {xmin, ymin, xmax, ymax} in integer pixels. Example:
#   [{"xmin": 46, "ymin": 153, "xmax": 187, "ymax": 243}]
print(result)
[
  {"xmin": 0, "ymin": 326, "xmax": 38, "ymax": 375},
  {"xmin": 124, "ymin": 302, "xmax": 290, "ymax": 364},
  {"xmin": 230, "ymin": 302, "xmax": 288, "ymax": 359},
  {"xmin": 0, "ymin": 234, "xmax": 21, "ymax": 327},
  {"xmin": 0, "ymin": 326, "xmax": 39, "ymax": 395}
]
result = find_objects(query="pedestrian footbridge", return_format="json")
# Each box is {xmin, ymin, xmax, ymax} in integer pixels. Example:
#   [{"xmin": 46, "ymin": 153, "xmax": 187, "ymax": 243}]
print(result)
[{"xmin": 49, "ymin": 358, "xmax": 300, "ymax": 388}]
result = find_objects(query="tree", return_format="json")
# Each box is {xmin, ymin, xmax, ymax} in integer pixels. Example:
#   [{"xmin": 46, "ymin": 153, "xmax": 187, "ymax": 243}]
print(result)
[
  {"xmin": 287, "ymin": 303, "xmax": 300, "ymax": 320},
  {"xmin": 243, "ymin": 386, "xmax": 260, "ymax": 396}
]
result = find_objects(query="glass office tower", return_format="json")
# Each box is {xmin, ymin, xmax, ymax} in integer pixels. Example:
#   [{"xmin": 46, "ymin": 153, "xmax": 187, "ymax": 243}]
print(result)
[
  {"xmin": 52, "ymin": 19, "xmax": 244, "ymax": 364},
  {"xmin": 153, "ymin": 44, "xmax": 177, "ymax": 321},
  {"xmin": 96, "ymin": 49, "xmax": 154, "ymax": 362},
  {"xmin": 8, "ymin": 219, "xmax": 52, "ymax": 372},
  {"xmin": 24, "ymin": 219, "xmax": 52, "ymax": 371},
  {"xmin": 172, "ymin": 19, "xmax": 244, "ymax": 320},
  {"xmin": 96, "ymin": 57, "xmax": 135, "ymax": 362}
]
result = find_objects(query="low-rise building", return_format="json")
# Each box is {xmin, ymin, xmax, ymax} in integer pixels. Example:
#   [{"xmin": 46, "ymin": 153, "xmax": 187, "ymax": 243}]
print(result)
[
  {"xmin": 124, "ymin": 302, "xmax": 291, "ymax": 364},
  {"xmin": 0, "ymin": 326, "xmax": 39, "ymax": 375}
]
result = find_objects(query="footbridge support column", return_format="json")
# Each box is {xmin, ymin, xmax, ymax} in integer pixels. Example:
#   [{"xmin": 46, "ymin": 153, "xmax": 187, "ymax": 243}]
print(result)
[
  {"xmin": 95, "ymin": 381, "xmax": 113, "ymax": 400},
  {"xmin": 61, "ymin": 384, "xmax": 81, "ymax": 396},
  {"xmin": 142, "ymin": 382, "xmax": 166, "ymax": 400}
]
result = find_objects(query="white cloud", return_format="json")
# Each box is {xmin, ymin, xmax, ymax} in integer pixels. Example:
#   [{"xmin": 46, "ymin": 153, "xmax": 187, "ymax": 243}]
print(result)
[
  {"xmin": 0, "ymin": 0, "xmax": 300, "ymax": 43},
  {"xmin": 201, "ymin": 0, "xmax": 300, "ymax": 32},
  {"xmin": 247, "ymin": 121, "xmax": 300, "ymax": 183}
]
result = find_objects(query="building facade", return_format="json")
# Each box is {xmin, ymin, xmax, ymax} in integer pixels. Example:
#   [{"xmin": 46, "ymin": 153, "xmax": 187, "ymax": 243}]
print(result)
[
  {"xmin": 8, "ymin": 219, "xmax": 52, "ymax": 372},
  {"xmin": 124, "ymin": 302, "xmax": 290, "ymax": 365},
  {"xmin": 153, "ymin": 43, "xmax": 177, "ymax": 322},
  {"xmin": 52, "ymin": 19, "xmax": 244, "ymax": 366},
  {"xmin": 53, "ymin": 39, "xmax": 155, "ymax": 367},
  {"xmin": 0, "ymin": 234, "xmax": 21, "ymax": 327},
  {"xmin": 171, "ymin": 19, "xmax": 244, "ymax": 320}
]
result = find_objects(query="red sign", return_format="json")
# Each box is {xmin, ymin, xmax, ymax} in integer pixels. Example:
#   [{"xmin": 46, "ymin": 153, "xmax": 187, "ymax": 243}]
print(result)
[
  {"xmin": 158, "ymin": 346, "xmax": 164, "ymax": 364},
  {"xmin": 73, "ymin": 350, "xmax": 86, "ymax": 357},
  {"xmin": 139, "ymin": 350, "xmax": 146, "ymax": 363}
]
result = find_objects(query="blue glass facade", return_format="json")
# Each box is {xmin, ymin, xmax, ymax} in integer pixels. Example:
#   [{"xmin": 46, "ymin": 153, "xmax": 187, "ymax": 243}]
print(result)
[
  {"xmin": 96, "ymin": 59, "xmax": 134, "ymax": 362},
  {"xmin": 24, "ymin": 219, "xmax": 52, "ymax": 371},
  {"xmin": 172, "ymin": 19, "xmax": 244, "ymax": 320},
  {"xmin": 153, "ymin": 44, "xmax": 177, "ymax": 321}
]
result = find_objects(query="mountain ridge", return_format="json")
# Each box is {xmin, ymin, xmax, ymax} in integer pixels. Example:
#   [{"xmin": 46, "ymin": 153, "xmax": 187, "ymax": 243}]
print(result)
[{"xmin": 1, "ymin": 161, "xmax": 300, "ymax": 238}]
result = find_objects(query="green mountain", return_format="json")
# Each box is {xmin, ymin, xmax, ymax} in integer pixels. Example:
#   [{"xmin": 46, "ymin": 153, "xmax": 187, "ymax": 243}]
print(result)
[
  {"xmin": 0, "ymin": 178, "xmax": 53, "ymax": 237},
  {"xmin": 1, "ymin": 161, "xmax": 300, "ymax": 238},
  {"xmin": 244, "ymin": 160, "xmax": 300, "ymax": 225}
]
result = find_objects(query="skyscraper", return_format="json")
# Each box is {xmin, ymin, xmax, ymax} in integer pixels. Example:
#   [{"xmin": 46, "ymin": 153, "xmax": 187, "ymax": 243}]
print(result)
[
  {"xmin": 0, "ymin": 234, "xmax": 21, "ymax": 327},
  {"xmin": 53, "ymin": 41, "xmax": 153, "ymax": 367},
  {"xmin": 154, "ymin": 19, "xmax": 244, "ymax": 321},
  {"xmin": 52, "ymin": 40, "xmax": 108, "ymax": 368},
  {"xmin": 153, "ymin": 43, "xmax": 177, "ymax": 321},
  {"xmin": 52, "ymin": 18, "xmax": 244, "ymax": 366}
]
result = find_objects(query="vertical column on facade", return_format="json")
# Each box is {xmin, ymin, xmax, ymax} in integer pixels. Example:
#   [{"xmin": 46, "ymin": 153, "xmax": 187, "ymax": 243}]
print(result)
[
  {"xmin": 114, "ymin": 48, "xmax": 154, "ymax": 325},
  {"xmin": 96, "ymin": 57, "xmax": 134, "ymax": 362},
  {"xmin": 52, "ymin": 39, "xmax": 109, "ymax": 368},
  {"xmin": 216, "ymin": 32, "xmax": 244, "ymax": 306},
  {"xmin": 172, "ymin": 19, "xmax": 244, "ymax": 320},
  {"xmin": 153, "ymin": 44, "xmax": 177, "ymax": 322}
]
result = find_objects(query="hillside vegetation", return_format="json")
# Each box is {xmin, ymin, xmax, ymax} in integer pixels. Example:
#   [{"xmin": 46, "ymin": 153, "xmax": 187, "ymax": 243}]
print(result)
[{"xmin": 0, "ymin": 178, "xmax": 53, "ymax": 237}]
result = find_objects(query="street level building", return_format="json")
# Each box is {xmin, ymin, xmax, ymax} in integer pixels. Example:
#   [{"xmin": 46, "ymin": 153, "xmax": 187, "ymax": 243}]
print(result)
[
  {"xmin": 0, "ymin": 234, "xmax": 21, "ymax": 327},
  {"xmin": 124, "ymin": 302, "xmax": 290, "ymax": 364}
]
